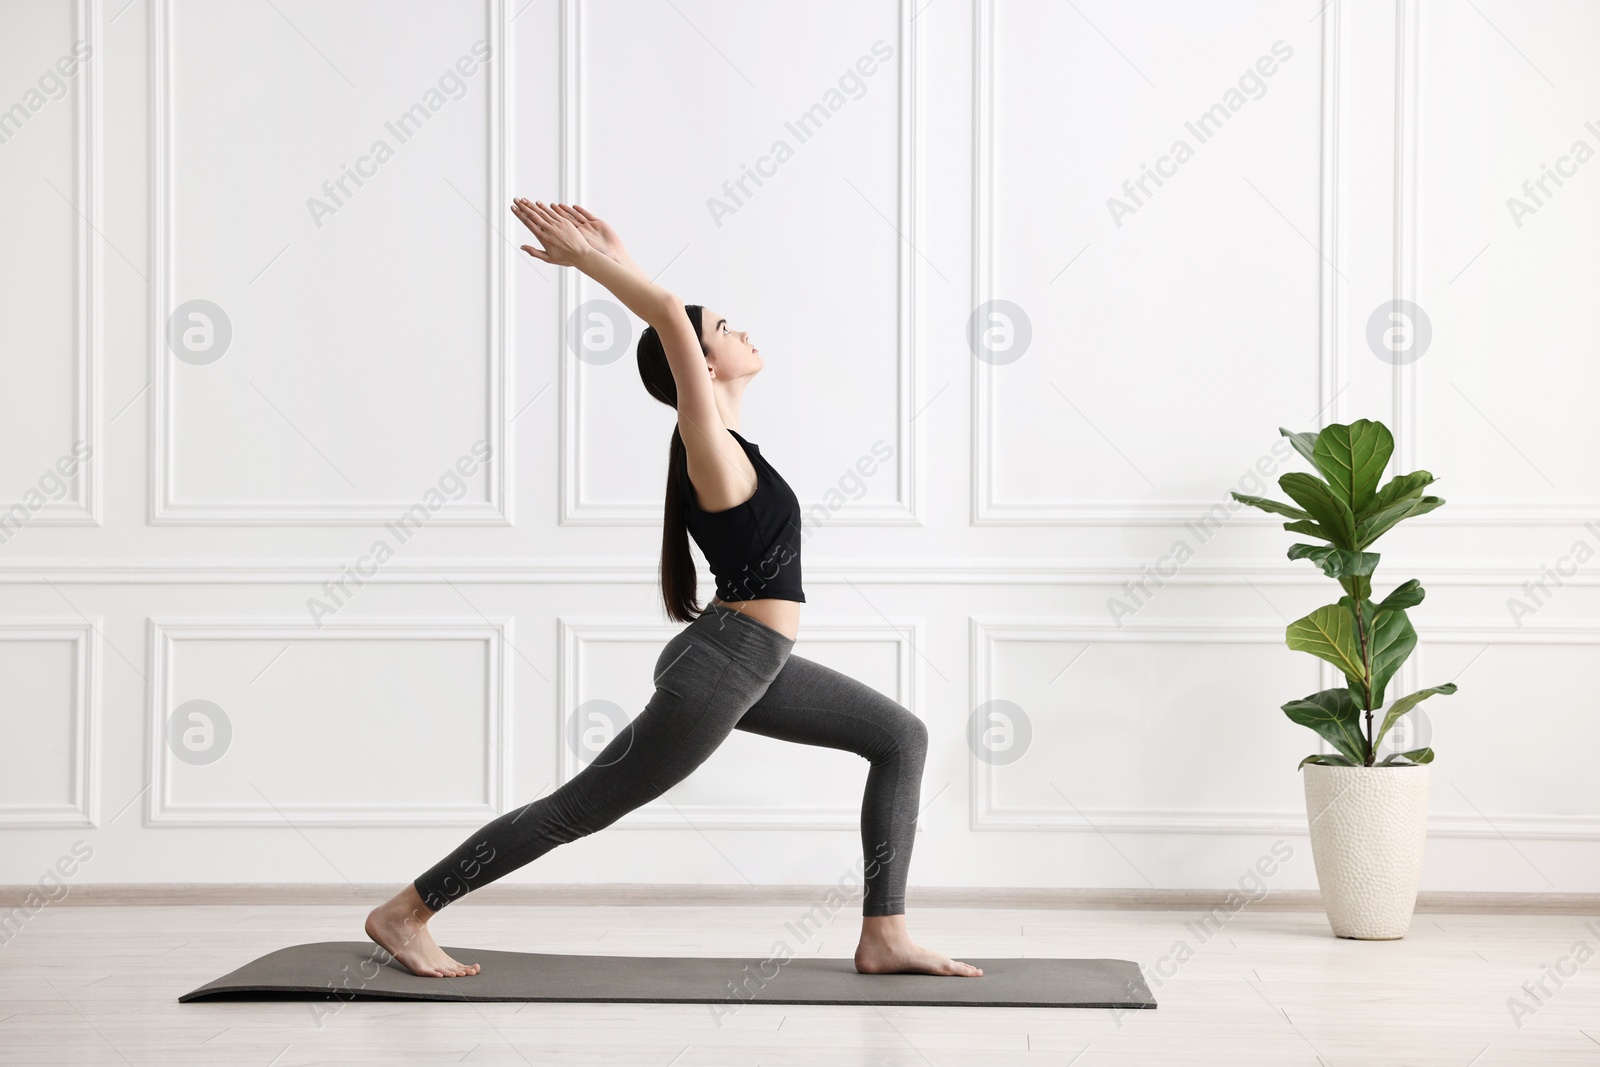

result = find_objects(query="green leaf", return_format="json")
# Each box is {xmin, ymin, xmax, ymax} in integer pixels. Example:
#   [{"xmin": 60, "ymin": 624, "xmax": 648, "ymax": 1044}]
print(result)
[
  {"xmin": 1312, "ymin": 421, "xmax": 1394, "ymax": 515},
  {"xmin": 1354, "ymin": 495, "xmax": 1446, "ymax": 549},
  {"xmin": 1230, "ymin": 492, "xmax": 1311, "ymax": 521},
  {"xmin": 1279, "ymin": 473, "xmax": 1358, "ymax": 550},
  {"xmin": 1288, "ymin": 599, "xmax": 1416, "ymax": 711},
  {"xmin": 1286, "ymin": 606, "xmax": 1365, "ymax": 688},
  {"xmin": 1282, "ymin": 519, "xmax": 1332, "ymax": 542},
  {"xmin": 1373, "ymin": 682, "xmax": 1458, "ymax": 753},
  {"xmin": 1364, "ymin": 470, "xmax": 1436, "ymax": 521},
  {"xmin": 1347, "ymin": 596, "xmax": 1417, "ymax": 709},
  {"xmin": 1375, "ymin": 579, "xmax": 1425, "ymax": 613},
  {"xmin": 1286, "ymin": 544, "xmax": 1380, "ymax": 579},
  {"xmin": 1378, "ymin": 747, "xmax": 1434, "ymax": 766},
  {"xmin": 1299, "ymin": 753, "xmax": 1357, "ymax": 769},
  {"xmin": 1287, "ymin": 545, "xmax": 1380, "ymax": 600},
  {"xmin": 1282, "ymin": 688, "xmax": 1367, "ymax": 764},
  {"xmin": 1280, "ymin": 427, "xmax": 1319, "ymax": 466}
]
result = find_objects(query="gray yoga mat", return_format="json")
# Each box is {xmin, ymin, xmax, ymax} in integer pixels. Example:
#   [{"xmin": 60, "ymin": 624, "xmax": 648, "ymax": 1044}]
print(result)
[{"xmin": 179, "ymin": 941, "xmax": 1156, "ymax": 1009}]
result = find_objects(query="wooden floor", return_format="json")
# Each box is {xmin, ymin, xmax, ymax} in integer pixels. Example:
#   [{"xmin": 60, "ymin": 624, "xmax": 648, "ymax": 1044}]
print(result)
[{"xmin": 2, "ymin": 902, "xmax": 1597, "ymax": 1064}]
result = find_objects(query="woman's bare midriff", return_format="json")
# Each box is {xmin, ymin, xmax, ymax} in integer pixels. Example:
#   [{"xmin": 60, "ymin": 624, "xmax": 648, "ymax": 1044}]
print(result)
[{"xmin": 710, "ymin": 597, "xmax": 800, "ymax": 640}]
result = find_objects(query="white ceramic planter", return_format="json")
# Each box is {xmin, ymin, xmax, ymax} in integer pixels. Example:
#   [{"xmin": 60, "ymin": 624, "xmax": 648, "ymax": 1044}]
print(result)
[{"xmin": 1302, "ymin": 762, "xmax": 1430, "ymax": 939}]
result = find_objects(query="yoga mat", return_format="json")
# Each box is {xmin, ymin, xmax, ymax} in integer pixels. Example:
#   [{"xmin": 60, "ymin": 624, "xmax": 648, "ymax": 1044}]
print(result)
[{"xmin": 179, "ymin": 941, "xmax": 1156, "ymax": 1009}]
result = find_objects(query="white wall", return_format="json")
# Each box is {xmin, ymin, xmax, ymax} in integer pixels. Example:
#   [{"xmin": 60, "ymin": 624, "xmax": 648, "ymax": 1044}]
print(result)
[{"xmin": 1, "ymin": 0, "xmax": 1596, "ymax": 895}]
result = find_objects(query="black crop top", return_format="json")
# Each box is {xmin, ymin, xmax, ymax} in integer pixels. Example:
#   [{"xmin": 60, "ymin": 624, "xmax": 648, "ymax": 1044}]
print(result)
[{"xmin": 677, "ymin": 428, "xmax": 806, "ymax": 604}]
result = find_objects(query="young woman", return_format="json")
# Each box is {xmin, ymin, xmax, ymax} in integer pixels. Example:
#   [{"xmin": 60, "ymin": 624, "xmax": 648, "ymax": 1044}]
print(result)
[{"xmin": 364, "ymin": 199, "xmax": 981, "ymax": 981}]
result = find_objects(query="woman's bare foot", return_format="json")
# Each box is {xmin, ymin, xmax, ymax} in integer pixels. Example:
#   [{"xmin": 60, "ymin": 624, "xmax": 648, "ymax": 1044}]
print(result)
[
  {"xmin": 364, "ymin": 884, "xmax": 480, "ymax": 978},
  {"xmin": 854, "ymin": 914, "xmax": 983, "ymax": 977}
]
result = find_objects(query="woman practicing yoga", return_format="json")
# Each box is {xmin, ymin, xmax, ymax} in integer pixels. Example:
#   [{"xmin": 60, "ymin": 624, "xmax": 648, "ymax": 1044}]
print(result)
[{"xmin": 365, "ymin": 199, "xmax": 981, "ymax": 980}]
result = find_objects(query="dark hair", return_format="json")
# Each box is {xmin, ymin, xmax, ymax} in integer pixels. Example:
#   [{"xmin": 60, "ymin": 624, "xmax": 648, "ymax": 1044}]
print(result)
[{"xmin": 637, "ymin": 304, "xmax": 707, "ymax": 622}]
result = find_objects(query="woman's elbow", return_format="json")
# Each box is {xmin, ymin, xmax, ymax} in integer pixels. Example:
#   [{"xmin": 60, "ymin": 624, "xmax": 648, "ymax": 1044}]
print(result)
[{"xmin": 651, "ymin": 293, "xmax": 685, "ymax": 328}]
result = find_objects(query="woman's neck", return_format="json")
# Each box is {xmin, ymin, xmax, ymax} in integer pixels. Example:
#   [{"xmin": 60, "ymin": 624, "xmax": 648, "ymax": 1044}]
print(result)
[{"xmin": 713, "ymin": 379, "xmax": 748, "ymax": 432}]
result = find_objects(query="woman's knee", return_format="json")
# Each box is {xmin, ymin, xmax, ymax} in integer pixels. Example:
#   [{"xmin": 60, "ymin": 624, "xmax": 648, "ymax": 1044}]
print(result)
[
  {"xmin": 872, "ymin": 697, "xmax": 927, "ymax": 763},
  {"xmin": 903, "ymin": 709, "xmax": 929, "ymax": 761}
]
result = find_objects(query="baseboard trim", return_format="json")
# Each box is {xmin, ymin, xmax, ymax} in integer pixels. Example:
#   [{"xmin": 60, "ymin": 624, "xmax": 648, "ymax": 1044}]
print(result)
[{"xmin": 5, "ymin": 883, "xmax": 1598, "ymax": 913}]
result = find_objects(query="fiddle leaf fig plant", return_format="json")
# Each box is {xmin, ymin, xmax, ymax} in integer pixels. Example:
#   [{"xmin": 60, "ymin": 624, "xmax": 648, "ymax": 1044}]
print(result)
[{"xmin": 1232, "ymin": 419, "xmax": 1458, "ymax": 768}]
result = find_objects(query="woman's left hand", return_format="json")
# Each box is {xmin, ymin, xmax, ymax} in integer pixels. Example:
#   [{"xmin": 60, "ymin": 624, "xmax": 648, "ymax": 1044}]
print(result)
[{"xmin": 512, "ymin": 198, "xmax": 591, "ymax": 266}]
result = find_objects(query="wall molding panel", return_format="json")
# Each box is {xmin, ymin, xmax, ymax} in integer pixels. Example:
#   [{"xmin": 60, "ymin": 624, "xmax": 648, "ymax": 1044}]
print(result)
[
  {"xmin": 558, "ymin": 0, "xmax": 922, "ymax": 527},
  {"xmin": 971, "ymin": 616, "xmax": 1600, "ymax": 841},
  {"xmin": 146, "ymin": 0, "xmax": 512, "ymax": 526},
  {"xmin": 1407, "ymin": 621, "xmax": 1600, "ymax": 840},
  {"xmin": 18, "ymin": 0, "xmax": 102, "ymax": 528},
  {"xmin": 145, "ymin": 616, "xmax": 512, "ymax": 826},
  {"xmin": 968, "ymin": 616, "xmax": 1314, "ymax": 835},
  {"xmin": 969, "ymin": 0, "xmax": 1340, "ymax": 526},
  {"xmin": 1389, "ymin": 1, "xmax": 1595, "ymax": 527},
  {"xmin": 0, "ymin": 619, "xmax": 100, "ymax": 828}
]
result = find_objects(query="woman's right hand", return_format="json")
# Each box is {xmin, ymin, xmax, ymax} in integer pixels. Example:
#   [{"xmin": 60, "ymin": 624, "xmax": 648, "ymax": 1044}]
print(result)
[
  {"xmin": 512, "ymin": 198, "xmax": 592, "ymax": 267},
  {"xmin": 553, "ymin": 203, "xmax": 627, "ymax": 264}
]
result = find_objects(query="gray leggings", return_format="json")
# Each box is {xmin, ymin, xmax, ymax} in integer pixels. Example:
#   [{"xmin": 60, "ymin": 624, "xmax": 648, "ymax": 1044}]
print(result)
[{"xmin": 413, "ymin": 604, "xmax": 928, "ymax": 917}]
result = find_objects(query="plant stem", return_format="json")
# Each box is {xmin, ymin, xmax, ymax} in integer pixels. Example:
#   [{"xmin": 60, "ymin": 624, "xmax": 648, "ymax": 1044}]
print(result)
[{"xmin": 1353, "ymin": 594, "xmax": 1374, "ymax": 765}]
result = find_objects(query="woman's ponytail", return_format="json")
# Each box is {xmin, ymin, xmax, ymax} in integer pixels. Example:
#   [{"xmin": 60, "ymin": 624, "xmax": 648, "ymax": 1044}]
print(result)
[{"xmin": 636, "ymin": 305, "xmax": 707, "ymax": 622}]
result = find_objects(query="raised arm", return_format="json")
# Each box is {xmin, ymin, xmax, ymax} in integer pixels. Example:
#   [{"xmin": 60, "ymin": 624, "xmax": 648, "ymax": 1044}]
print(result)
[{"xmin": 515, "ymin": 202, "xmax": 729, "ymax": 460}]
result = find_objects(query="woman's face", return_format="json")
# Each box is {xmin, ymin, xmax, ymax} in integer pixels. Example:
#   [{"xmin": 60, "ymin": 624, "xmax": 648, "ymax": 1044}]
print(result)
[{"xmin": 700, "ymin": 308, "xmax": 762, "ymax": 382}]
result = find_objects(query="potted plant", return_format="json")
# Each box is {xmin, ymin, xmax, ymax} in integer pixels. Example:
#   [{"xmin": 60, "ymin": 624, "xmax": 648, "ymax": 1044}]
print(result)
[{"xmin": 1233, "ymin": 419, "xmax": 1457, "ymax": 939}]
